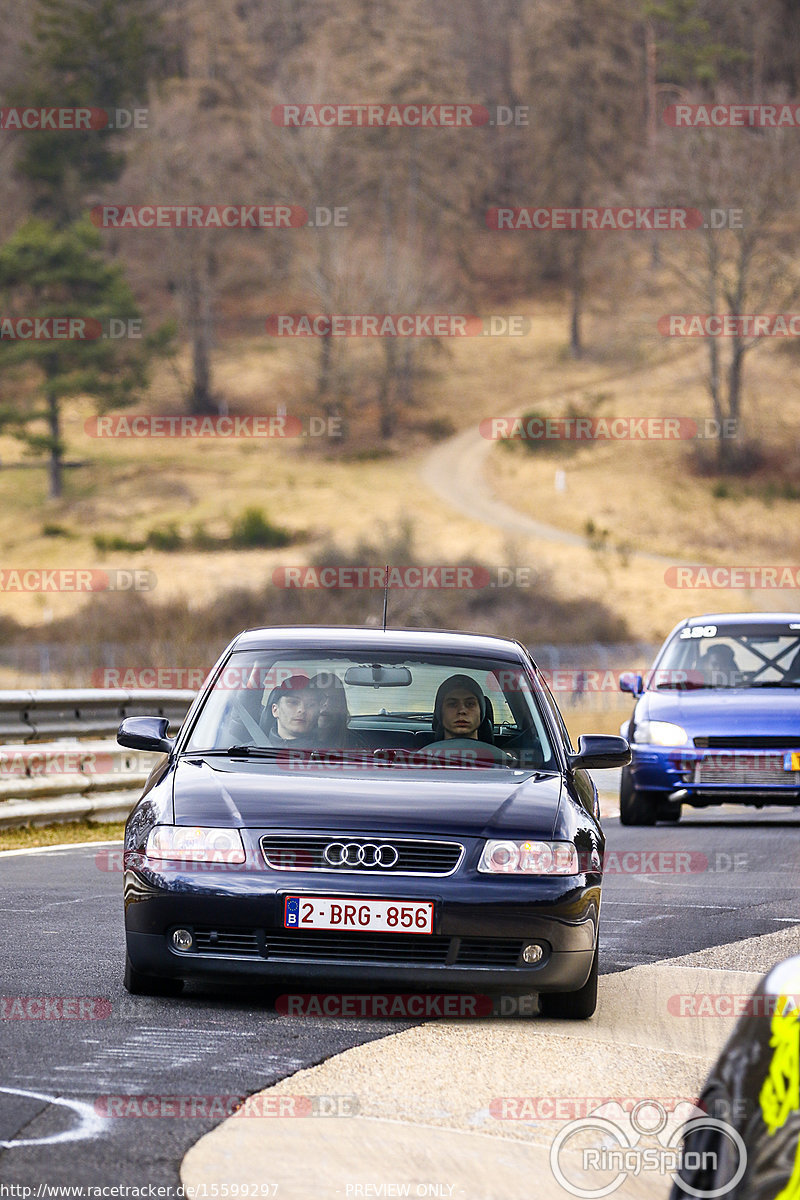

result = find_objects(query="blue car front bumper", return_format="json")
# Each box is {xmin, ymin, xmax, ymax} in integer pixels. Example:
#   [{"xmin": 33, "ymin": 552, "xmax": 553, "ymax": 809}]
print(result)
[{"xmin": 630, "ymin": 745, "xmax": 800, "ymax": 807}]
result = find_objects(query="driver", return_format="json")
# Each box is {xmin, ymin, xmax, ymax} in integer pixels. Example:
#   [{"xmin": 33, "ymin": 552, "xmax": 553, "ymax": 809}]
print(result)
[
  {"xmin": 426, "ymin": 675, "xmax": 510, "ymax": 763},
  {"xmin": 703, "ymin": 644, "xmax": 739, "ymax": 687},
  {"xmin": 433, "ymin": 674, "xmax": 489, "ymax": 741},
  {"xmin": 263, "ymin": 675, "xmax": 321, "ymax": 748}
]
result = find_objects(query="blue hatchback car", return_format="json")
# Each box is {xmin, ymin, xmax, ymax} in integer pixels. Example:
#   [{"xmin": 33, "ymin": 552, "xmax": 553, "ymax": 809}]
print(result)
[{"xmin": 619, "ymin": 612, "xmax": 800, "ymax": 824}]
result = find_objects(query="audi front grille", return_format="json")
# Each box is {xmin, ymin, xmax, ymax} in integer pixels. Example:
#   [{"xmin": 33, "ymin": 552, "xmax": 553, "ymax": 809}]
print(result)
[{"xmin": 260, "ymin": 834, "xmax": 464, "ymax": 876}]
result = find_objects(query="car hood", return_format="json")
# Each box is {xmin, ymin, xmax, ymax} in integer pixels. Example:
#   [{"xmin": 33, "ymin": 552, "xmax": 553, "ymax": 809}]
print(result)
[
  {"xmin": 638, "ymin": 687, "xmax": 800, "ymax": 738},
  {"xmin": 171, "ymin": 757, "xmax": 563, "ymax": 839}
]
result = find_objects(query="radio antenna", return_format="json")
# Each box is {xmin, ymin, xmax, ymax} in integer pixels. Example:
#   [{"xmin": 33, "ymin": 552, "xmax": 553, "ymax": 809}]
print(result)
[{"xmin": 382, "ymin": 564, "xmax": 389, "ymax": 631}]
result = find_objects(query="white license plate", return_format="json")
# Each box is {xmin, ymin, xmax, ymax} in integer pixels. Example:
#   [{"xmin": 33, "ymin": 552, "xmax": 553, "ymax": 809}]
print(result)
[{"xmin": 283, "ymin": 895, "xmax": 434, "ymax": 934}]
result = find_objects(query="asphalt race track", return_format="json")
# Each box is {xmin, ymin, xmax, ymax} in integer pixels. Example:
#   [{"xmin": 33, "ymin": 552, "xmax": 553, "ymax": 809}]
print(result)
[{"xmin": 2, "ymin": 804, "xmax": 800, "ymax": 1189}]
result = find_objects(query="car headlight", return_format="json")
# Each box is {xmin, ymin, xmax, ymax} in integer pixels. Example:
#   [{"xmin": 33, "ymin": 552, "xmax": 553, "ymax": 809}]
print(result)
[
  {"xmin": 145, "ymin": 825, "xmax": 246, "ymax": 863},
  {"xmin": 478, "ymin": 839, "xmax": 578, "ymax": 875},
  {"xmin": 632, "ymin": 720, "xmax": 688, "ymax": 746}
]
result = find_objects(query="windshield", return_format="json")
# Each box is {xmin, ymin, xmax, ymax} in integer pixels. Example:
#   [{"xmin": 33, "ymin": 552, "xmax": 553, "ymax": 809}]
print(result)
[
  {"xmin": 651, "ymin": 622, "xmax": 800, "ymax": 690},
  {"xmin": 184, "ymin": 649, "xmax": 557, "ymax": 769}
]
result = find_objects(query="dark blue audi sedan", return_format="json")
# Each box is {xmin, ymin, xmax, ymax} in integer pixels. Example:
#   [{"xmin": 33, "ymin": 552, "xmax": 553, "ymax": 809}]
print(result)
[
  {"xmin": 619, "ymin": 612, "xmax": 800, "ymax": 825},
  {"xmin": 118, "ymin": 626, "xmax": 629, "ymax": 1018}
]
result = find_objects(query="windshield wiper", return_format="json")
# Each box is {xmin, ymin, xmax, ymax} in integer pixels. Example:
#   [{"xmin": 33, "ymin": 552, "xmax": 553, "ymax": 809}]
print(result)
[
  {"xmin": 748, "ymin": 680, "xmax": 800, "ymax": 688},
  {"xmin": 183, "ymin": 745, "xmax": 283, "ymax": 758},
  {"xmin": 653, "ymin": 681, "xmax": 709, "ymax": 690}
]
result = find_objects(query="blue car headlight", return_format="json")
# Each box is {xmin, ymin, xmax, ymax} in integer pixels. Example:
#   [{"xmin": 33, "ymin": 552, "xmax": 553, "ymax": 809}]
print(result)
[{"xmin": 632, "ymin": 720, "xmax": 689, "ymax": 747}]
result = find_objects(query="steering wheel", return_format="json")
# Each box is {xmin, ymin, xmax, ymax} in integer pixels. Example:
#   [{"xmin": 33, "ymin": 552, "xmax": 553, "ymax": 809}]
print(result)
[{"xmin": 422, "ymin": 737, "xmax": 514, "ymax": 765}]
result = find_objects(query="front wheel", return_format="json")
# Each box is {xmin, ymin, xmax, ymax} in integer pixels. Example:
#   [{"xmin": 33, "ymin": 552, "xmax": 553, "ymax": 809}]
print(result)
[
  {"xmin": 124, "ymin": 952, "xmax": 184, "ymax": 997},
  {"xmin": 538, "ymin": 943, "xmax": 598, "ymax": 1020},
  {"xmin": 619, "ymin": 766, "xmax": 658, "ymax": 826}
]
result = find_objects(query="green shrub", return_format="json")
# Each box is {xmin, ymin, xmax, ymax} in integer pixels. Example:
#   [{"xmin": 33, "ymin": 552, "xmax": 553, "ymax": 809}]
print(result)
[
  {"xmin": 230, "ymin": 507, "xmax": 292, "ymax": 549},
  {"xmin": 93, "ymin": 533, "xmax": 147, "ymax": 554},
  {"xmin": 145, "ymin": 523, "xmax": 183, "ymax": 552}
]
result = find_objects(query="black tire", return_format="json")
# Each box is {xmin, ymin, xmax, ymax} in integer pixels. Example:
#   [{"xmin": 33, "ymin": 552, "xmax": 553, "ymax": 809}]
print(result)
[
  {"xmin": 619, "ymin": 765, "xmax": 658, "ymax": 826},
  {"xmin": 539, "ymin": 943, "xmax": 599, "ymax": 1020},
  {"xmin": 124, "ymin": 952, "xmax": 184, "ymax": 997},
  {"xmin": 658, "ymin": 802, "xmax": 682, "ymax": 823}
]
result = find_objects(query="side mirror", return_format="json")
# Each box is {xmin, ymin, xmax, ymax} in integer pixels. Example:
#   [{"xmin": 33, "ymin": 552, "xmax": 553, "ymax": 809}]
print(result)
[
  {"xmin": 619, "ymin": 672, "xmax": 643, "ymax": 696},
  {"xmin": 118, "ymin": 716, "xmax": 174, "ymax": 755},
  {"xmin": 569, "ymin": 734, "xmax": 631, "ymax": 771}
]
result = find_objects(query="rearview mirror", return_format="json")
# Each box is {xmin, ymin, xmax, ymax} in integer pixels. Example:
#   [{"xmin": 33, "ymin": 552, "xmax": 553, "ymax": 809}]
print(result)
[
  {"xmin": 568, "ymin": 734, "xmax": 631, "ymax": 771},
  {"xmin": 343, "ymin": 665, "xmax": 413, "ymax": 687},
  {"xmin": 117, "ymin": 716, "xmax": 175, "ymax": 754}
]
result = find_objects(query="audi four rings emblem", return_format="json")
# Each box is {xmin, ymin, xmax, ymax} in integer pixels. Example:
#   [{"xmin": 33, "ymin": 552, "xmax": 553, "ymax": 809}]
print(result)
[{"xmin": 324, "ymin": 842, "xmax": 399, "ymax": 868}]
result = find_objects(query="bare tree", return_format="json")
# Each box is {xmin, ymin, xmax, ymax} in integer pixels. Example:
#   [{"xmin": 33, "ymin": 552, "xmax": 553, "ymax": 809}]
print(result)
[{"xmin": 655, "ymin": 112, "xmax": 800, "ymax": 468}]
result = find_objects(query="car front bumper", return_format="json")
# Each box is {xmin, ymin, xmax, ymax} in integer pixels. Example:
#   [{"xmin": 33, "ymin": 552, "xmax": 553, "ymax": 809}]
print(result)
[
  {"xmin": 123, "ymin": 856, "xmax": 600, "ymax": 994},
  {"xmin": 630, "ymin": 747, "xmax": 800, "ymax": 807}
]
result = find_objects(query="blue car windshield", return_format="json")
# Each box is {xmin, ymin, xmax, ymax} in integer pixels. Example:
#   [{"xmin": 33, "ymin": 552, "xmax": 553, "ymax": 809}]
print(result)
[
  {"xmin": 183, "ymin": 649, "xmax": 558, "ymax": 769},
  {"xmin": 651, "ymin": 623, "xmax": 800, "ymax": 690}
]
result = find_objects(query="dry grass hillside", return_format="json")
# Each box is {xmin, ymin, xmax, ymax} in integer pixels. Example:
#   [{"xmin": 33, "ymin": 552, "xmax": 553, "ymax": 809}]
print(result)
[{"xmin": 2, "ymin": 251, "xmax": 799, "ymax": 654}]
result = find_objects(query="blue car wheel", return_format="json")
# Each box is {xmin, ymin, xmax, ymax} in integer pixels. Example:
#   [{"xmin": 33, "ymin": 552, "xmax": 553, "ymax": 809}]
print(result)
[{"xmin": 619, "ymin": 765, "xmax": 659, "ymax": 826}]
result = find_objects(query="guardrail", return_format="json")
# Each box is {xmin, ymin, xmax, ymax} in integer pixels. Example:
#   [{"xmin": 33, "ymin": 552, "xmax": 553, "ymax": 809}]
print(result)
[{"xmin": 0, "ymin": 689, "xmax": 196, "ymax": 831}]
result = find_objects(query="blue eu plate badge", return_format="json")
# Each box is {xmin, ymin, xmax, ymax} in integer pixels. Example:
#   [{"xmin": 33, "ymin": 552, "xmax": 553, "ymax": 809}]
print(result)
[{"xmin": 285, "ymin": 897, "xmax": 300, "ymax": 927}]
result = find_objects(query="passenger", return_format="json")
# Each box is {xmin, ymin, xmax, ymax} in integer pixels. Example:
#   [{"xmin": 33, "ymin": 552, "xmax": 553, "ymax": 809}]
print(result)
[
  {"xmin": 263, "ymin": 675, "xmax": 321, "ymax": 748},
  {"xmin": 308, "ymin": 673, "xmax": 365, "ymax": 748}
]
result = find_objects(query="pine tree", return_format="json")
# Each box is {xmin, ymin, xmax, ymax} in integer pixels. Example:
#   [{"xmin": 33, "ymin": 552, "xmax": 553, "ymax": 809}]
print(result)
[
  {"xmin": 11, "ymin": 0, "xmax": 165, "ymax": 223},
  {"xmin": 0, "ymin": 218, "xmax": 169, "ymax": 497}
]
